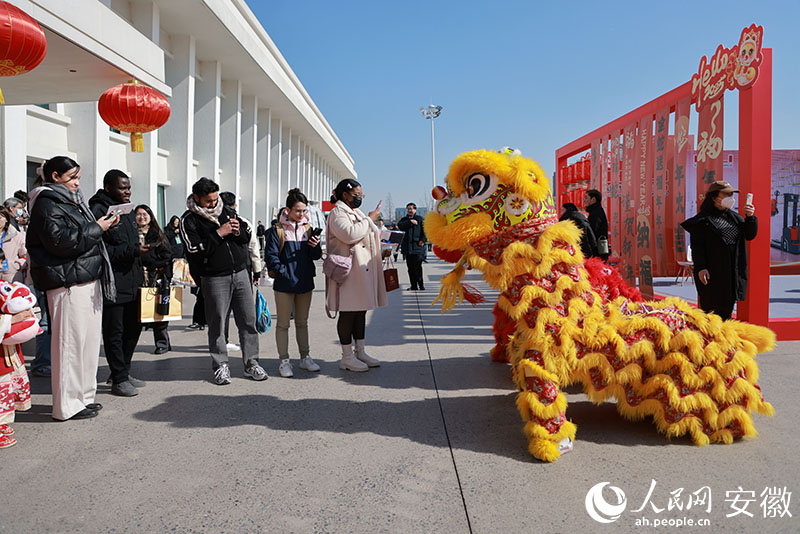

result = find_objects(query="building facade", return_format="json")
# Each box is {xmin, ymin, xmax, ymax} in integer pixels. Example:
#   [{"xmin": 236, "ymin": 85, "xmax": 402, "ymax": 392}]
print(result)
[{"xmin": 0, "ymin": 0, "xmax": 355, "ymax": 225}]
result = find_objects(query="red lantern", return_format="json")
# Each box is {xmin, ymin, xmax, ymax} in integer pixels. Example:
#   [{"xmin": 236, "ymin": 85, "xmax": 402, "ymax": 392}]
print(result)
[
  {"xmin": 98, "ymin": 80, "xmax": 171, "ymax": 152},
  {"xmin": 0, "ymin": 1, "xmax": 48, "ymax": 105}
]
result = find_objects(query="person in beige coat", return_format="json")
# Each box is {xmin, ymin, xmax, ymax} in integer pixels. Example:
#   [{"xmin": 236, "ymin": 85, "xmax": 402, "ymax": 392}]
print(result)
[{"xmin": 326, "ymin": 179, "xmax": 388, "ymax": 372}]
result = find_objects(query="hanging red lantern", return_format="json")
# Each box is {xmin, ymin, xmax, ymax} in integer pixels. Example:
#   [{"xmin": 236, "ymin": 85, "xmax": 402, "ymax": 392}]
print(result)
[
  {"xmin": 98, "ymin": 80, "xmax": 171, "ymax": 152},
  {"xmin": 0, "ymin": 1, "xmax": 48, "ymax": 105}
]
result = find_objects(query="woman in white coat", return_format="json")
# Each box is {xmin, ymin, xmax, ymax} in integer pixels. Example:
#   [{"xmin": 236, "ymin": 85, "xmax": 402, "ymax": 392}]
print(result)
[{"xmin": 326, "ymin": 179, "xmax": 388, "ymax": 372}]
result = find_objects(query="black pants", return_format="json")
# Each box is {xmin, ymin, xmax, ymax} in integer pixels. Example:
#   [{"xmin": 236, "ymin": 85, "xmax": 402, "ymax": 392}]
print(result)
[
  {"xmin": 337, "ymin": 311, "xmax": 366, "ymax": 344},
  {"xmin": 192, "ymin": 280, "xmax": 206, "ymax": 325},
  {"xmin": 151, "ymin": 321, "xmax": 171, "ymax": 350},
  {"xmin": 406, "ymin": 253, "xmax": 424, "ymax": 288},
  {"xmin": 102, "ymin": 299, "xmax": 143, "ymax": 384}
]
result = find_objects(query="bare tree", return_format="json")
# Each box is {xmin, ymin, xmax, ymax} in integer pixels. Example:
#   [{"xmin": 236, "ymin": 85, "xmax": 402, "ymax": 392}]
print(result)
[{"xmin": 383, "ymin": 192, "xmax": 395, "ymax": 223}]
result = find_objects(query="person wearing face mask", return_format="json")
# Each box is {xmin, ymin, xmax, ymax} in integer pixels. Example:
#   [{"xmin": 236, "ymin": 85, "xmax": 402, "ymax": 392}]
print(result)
[
  {"xmin": 326, "ymin": 179, "xmax": 388, "ymax": 372},
  {"xmin": 680, "ymin": 181, "xmax": 757, "ymax": 320}
]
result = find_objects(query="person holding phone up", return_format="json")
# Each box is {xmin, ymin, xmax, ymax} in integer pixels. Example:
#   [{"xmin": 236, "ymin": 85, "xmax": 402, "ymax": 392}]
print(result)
[
  {"xmin": 326, "ymin": 179, "xmax": 389, "ymax": 372},
  {"xmin": 264, "ymin": 188, "xmax": 322, "ymax": 378},
  {"xmin": 680, "ymin": 181, "xmax": 757, "ymax": 320}
]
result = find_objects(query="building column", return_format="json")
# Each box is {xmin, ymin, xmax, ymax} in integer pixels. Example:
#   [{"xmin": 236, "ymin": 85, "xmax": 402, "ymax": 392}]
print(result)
[
  {"xmin": 270, "ymin": 118, "xmax": 283, "ymax": 220},
  {"xmin": 240, "ymin": 94, "xmax": 257, "ymax": 221},
  {"xmin": 161, "ymin": 34, "xmax": 195, "ymax": 215},
  {"xmin": 282, "ymin": 127, "xmax": 291, "ymax": 197},
  {"xmin": 219, "ymin": 79, "xmax": 242, "ymax": 197},
  {"xmin": 194, "ymin": 60, "xmax": 221, "ymax": 182},
  {"xmin": 256, "ymin": 108, "xmax": 271, "ymax": 225}
]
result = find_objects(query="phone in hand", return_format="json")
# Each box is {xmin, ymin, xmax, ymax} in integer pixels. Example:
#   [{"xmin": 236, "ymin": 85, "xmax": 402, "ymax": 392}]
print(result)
[
  {"xmin": 309, "ymin": 227, "xmax": 323, "ymax": 238},
  {"xmin": 746, "ymin": 193, "xmax": 754, "ymax": 206},
  {"xmin": 376, "ymin": 200, "xmax": 383, "ymax": 211},
  {"xmin": 105, "ymin": 209, "xmax": 121, "ymax": 220}
]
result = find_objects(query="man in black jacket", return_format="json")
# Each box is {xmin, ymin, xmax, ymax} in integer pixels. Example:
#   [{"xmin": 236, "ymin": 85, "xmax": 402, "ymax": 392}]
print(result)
[
  {"xmin": 181, "ymin": 178, "xmax": 267, "ymax": 385},
  {"xmin": 398, "ymin": 203, "xmax": 427, "ymax": 290},
  {"xmin": 585, "ymin": 189, "xmax": 609, "ymax": 261},
  {"xmin": 88, "ymin": 170, "xmax": 147, "ymax": 397}
]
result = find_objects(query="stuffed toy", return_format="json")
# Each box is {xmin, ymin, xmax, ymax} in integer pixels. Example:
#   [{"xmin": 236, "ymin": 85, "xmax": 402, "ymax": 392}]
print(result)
[
  {"xmin": 0, "ymin": 281, "xmax": 41, "ymax": 345},
  {"xmin": 425, "ymin": 147, "xmax": 775, "ymax": 462}
]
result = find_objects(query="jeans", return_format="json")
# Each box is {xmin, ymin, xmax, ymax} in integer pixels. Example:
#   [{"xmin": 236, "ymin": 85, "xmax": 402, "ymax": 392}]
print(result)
[
  {"xmin": 202, "ymin": 269, "xmax": 260, "ymax": 370},
  {"xmin": 101, "ymin": 299, "xmax": 143, "ymax": 384},
  {"xmin": 274, "ymin": 290, "xmax": 312, "ymax": 359}
]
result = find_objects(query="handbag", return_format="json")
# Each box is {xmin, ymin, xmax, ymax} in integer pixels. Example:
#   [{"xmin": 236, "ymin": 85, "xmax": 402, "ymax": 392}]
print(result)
[
  {"xmin": 597, "ymin": 236, "xmax": 610, "ymax": 256},
  {"xmin": 255, "ymin": 288, "xmax": 271, "ymax": 333},
  {"xmin": 383, "ymin": 256, "xmax": 399, "ymax": 292},
  {"xmin": 323, "ymin": 223, "xmax": 354, "ymax": 319},
  {"xmin": 139, "ymin": 286, "xmax": 183, "ymax": 322}
]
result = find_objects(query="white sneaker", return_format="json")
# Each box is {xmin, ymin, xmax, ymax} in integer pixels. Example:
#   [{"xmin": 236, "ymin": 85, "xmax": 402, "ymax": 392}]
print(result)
[
  {"xmin": 278, "ymin": 359, "xmax": 294, "ymax": 378},
  {"xmin": 226, "ymin": 343, "xmax": 241, "ymax": 352},
  {"xmin": 299, "ymin": 356, "xmax": 321, "ymax": 372}
]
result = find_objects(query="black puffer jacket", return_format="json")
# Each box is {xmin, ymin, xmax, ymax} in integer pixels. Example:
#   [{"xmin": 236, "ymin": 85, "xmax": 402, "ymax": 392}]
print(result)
[
  {"xmin": 141, "ymin": 226, "xmax": 173, "ymax": 284},
  {"xmin": 26, "ymin": 186, "xmax": 105, "ymax": 291},
  {"xmin": 88, "ymin": 189, "xmax": 144, "ymax": 304},
  {"xmin": 180, "ymin": 206, "xmax": 251, "ymax": 277}
]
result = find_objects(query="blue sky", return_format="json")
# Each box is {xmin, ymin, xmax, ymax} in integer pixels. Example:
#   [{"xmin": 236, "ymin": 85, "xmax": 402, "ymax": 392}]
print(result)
[{"xmin": 253, "ymin": 1, "xmax": 800, "ymax": 217}]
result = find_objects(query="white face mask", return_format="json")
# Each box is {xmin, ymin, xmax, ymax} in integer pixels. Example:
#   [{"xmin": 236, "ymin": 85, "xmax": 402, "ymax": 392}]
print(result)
[{"xmin": 720, "ymin": 196, "xmax": 735, "ymax": 210}]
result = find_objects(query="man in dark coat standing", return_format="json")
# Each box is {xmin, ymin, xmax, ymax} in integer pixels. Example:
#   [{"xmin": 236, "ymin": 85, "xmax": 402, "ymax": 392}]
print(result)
[
  {"xmin": 559, "ymin": 203, "xmax": 598, "ymax": 258},
  {"xmin": 585, "ymin": 189, "xmax": 609, "ymax": 262},
  {"xmin": 681, "ymin": 181, "xmax": 757, "ymax": 320},
  {"xmin": 88, "ymin": 170, "xmax": 147, "ymax": 397},
  {"xmin": 398, "ymin": 203, "xmax": 427, "ymax": 290}
]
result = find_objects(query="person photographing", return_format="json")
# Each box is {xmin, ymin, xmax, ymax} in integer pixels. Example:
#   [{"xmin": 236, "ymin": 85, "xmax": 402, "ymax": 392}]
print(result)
[{"xmin": 681, "ymin": 181, "xmax": 757, "ymax": 320}]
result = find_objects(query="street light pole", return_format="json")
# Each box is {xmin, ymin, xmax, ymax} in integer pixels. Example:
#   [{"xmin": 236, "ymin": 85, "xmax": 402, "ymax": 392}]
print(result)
[{"xmin": 420, "ymin": 104, "xmax": 442, "ymax": 190}]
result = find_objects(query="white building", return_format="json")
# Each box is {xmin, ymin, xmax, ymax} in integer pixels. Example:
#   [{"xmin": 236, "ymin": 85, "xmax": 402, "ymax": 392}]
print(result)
[{"xmin": 0, "ymin": 0, "xmax": 356, "ymax": 225}]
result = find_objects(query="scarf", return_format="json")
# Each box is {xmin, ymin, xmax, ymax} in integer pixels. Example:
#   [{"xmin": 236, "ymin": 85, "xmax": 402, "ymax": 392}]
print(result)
[
  {"xmin": 186, "ymin": 194, "xmax": 223, "ymax": 225},
  {"xmin": 48, "ymin": 184, "xmax": 117, "ymax": 302}
]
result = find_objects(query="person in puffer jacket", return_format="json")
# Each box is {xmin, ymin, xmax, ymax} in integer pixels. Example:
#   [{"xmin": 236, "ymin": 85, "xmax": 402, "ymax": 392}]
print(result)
[
  {"xmin": 264, "ymin": 188, "xmax": 323, "ymax": 378},
  {"xmin": 26, "ymin": 156, "xmax": 119, "ymax": 421}
]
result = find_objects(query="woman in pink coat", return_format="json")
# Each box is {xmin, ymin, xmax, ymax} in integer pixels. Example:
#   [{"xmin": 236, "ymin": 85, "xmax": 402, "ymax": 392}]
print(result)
[
  {"xmin": 326, "ymin": 179, "xmax": 388, "ymax": 372},
  {"xmin": 0, "ymin": 207, "xmax": 27, "ymax": 283}
]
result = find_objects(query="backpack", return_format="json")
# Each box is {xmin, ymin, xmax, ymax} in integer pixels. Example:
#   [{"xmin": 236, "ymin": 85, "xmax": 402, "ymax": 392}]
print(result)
[
  {"xmin": 255, "ymin": 288, "xmax": 271, "ymax": 333},
  {"xmin": 267, "ymin": 223, "xmax": 310, "ymax": 279}
]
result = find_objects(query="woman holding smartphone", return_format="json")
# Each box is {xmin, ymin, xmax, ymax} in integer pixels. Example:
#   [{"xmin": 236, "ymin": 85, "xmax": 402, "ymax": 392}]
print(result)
[
  {"xmin": 326, "ymin": 179, "xmax": 388, "ymax": 372},
  {"xmin": 264, "ymin": 188, "xmax": 323, "ymax": 377}
]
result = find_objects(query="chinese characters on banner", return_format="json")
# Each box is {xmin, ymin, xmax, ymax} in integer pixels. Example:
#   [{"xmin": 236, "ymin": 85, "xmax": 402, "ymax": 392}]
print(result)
[
  {"xmin": 696, "ymin": 96, "xmax": 725, "ymax": 207},
  {"xmin": 621, "ymin": 122, "xmax": 637, "ymax": 284},
  {"xmin": 653, "ymin": 106, "xmax": 670, "ymax": 275},
  {"xmin": 671, "ymin": 98, "xmax": 691, "ymax": 263},
  {"xmin": 636, "ymin": 115, "xmax": 654, "ymax": 299},
  {"xmin": 609, "ymin": 135, "xmax": 621, "ymax": 259},
  {"xmin": 591, "ymin": 138, "xmax": 601, "ymax": 193}
]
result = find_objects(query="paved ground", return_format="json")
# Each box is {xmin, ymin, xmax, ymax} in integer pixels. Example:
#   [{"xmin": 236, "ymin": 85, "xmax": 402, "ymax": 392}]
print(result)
[{"xmin": 4, "ymin": 259, "xmax": 799, "ymax": 533}]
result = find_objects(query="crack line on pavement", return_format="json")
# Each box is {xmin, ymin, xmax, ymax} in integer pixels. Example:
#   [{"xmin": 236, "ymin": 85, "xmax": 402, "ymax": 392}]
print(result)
[{"xmin": 414, "ymin": 291, "xmax": 474, "ymax": 534}]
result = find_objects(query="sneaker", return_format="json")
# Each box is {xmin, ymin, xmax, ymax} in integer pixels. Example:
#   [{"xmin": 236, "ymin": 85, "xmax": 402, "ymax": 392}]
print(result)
[
  {"xmin": 187, "ymin": 322, "xmax": 205, "ymax": 330},
  {"xmin": 128, "ymin": 376, "xmax": 147, "ymax": 388},
  {"xmin": 278, "ymin": 359, "xmax": 294, "ymax": 378},
  {"xmin": 0, "ymin": 424, "xmax": 14, "ymax": 436},
  {"xmin": 0, "ymin": 435, "xmax": 16, "ymax": 449},
  {"xmin": 245, "ymin": 363, "xmax": 268, "ymax": 381},
  {"xmin": 226, "ymin": 343, "xmax": 241, "ymax": 352},
  {"xmin": 31, "ymin": 365, "xmax": 51, "ymax": 377},
  {"xmin": 214, "ymin": 363, "xmax": 232, "ymax": 385},
  {"xmin": 298, "ymin": 356, "xmax": 320, "ymax": 372},
  {"xmin": 111, "ymin": 380, "xmax": 139, "ymax": 397}
]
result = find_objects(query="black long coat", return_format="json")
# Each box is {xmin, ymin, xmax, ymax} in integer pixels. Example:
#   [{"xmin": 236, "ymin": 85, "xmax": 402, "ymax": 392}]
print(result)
[{"xmin": 680, "ymin": 209, "xmax": 757, "ymax": 313}]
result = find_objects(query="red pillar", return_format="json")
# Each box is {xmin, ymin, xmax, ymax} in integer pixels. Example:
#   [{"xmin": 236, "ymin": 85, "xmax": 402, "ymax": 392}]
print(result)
[{"xmin": 737, "ymin": 48, "xmax": 771, "ymax": 325}]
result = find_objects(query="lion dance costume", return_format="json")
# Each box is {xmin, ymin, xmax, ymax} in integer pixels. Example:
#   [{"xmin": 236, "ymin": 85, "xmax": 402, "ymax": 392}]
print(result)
[{"xmin": 426, "ymin": 148, "xmax": 775, "ymax": 462}]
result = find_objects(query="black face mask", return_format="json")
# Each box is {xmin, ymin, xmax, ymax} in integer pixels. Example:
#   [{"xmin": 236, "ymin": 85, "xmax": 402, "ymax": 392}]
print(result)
[{"xmin": 348, "ymin": 196, "xmax": 363, "ymax": 209}]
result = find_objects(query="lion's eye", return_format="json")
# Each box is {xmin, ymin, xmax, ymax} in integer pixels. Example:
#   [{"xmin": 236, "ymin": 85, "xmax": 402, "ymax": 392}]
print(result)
[{"xmin": 466, "ymin": 173, "xmax": 490, "ymax": 198}]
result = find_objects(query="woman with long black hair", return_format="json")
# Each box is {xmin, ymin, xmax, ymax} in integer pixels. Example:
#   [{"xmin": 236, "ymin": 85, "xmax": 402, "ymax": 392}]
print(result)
[
  {"xmin": 136, "ymin": 205, "xmax": 174, "ymax": 354},
  {"xmin": 27, "ymin": 156, "xmax": 119, "ymax": 420}
]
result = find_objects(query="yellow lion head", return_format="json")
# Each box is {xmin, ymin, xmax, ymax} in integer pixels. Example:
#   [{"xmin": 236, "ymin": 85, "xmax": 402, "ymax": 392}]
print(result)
[{"xmin": 425, "ymin": 147, "xmax": 557, "ymax": 255}]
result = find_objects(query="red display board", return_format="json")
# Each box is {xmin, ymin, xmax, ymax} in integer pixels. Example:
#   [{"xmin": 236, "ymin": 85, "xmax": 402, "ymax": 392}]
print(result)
[{"xmin": 555, "ymin": 26, "xmax": 793, "ymax": 338}]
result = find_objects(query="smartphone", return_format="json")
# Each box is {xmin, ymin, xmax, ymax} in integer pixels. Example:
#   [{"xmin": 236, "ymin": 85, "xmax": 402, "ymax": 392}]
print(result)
[
  {"xmin": 746, "ymin": 193, "xmax": 753, "ymax": 206},
  {"xmin": 104, "ymin": 209, "xmax": 121, "ymax": 220},
  {"xmin": 310, "ymin": 227, "xmax": 323, "ymax": 238},
  {"xmin": 376, "ymin": 200, "xmax": 383, "ymax": 211}
]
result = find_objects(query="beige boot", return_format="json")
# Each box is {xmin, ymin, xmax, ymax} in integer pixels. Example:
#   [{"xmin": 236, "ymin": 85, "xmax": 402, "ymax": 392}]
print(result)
[
  {"xmin": 354, "ymin": 339, "xmax": 380, "ymax": 367},
  {"xmin": 339, "ymin": 344, "xmax": 368, "ymax": 372}
]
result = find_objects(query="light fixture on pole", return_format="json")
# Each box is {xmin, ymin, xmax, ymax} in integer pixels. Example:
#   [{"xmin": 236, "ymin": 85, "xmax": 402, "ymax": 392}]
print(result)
[{"xmin": 420, "ymin": 104, "xmax": 443, "ymax": 190}]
